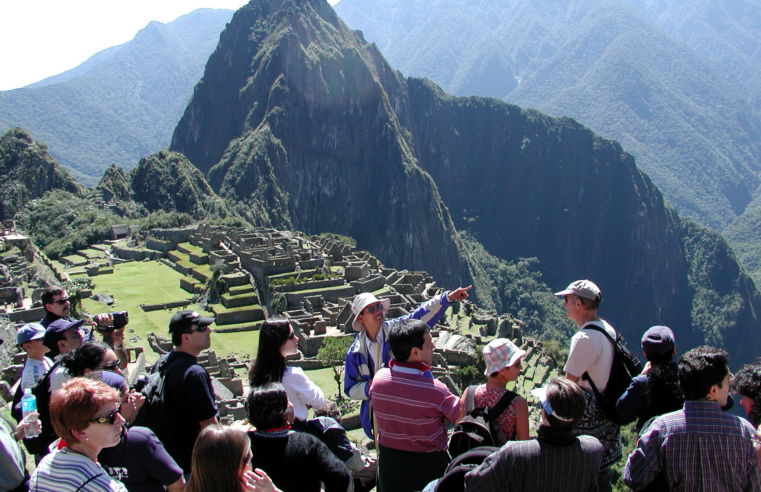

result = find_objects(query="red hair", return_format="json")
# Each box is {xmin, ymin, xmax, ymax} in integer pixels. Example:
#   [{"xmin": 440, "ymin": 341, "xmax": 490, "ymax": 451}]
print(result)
[{"xmin": 50, "ymin": 377, "xmax": 120, "ymax": 444}]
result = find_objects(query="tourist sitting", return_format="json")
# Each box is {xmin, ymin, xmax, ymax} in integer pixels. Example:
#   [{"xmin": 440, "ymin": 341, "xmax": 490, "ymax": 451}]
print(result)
[
  {"xmin": 463, "ymin": 338, "xmax": 529, "ymax": 443},
  {"xmin": 464, "ymin": 377, "xmax": 602, "ymax": 491},
  {"xmin": 246, "ymin": 383, "xmax": 352, "ymax": 492},
  {"xmin": 248, "ymin": 319, "xmax": 324, "ymax": 422},
  {"xmin": 29, "ymin": 377, "xmax": 129, "ymax": 491},
  {"xmin": 88, "ymin": 371, "xmax": 184, "ymax": 492},
  {"xmin": 616, "ymin": 326, "xmax": 683, "ymax": 432},
  {"xmin": 186, "ymin": 424, "xmax": 279, "ymax": 492}
]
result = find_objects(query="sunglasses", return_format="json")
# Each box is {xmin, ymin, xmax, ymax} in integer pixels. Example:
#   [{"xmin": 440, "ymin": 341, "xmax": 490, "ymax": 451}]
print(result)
[
  {"xmin": 53, "ymin": 297, "xmax": 70, "ymax": 305},
  {"xmin": 288, "ymin": 331, "xmax": 298, "ymax": 340},
  {"xmin": 188, "ymin": 325, "xmax": 210, "ymax": 333},
  {"xmin": 86, "ymin": 404, "xmax": 121, "ymax": 425},
  {"xmin": 364, "ymin": 303, "xmax": 384, "ymax": 315},
  {"xmin": 95, "ymin": 361, "xmax": 120, "ymax": 371}
]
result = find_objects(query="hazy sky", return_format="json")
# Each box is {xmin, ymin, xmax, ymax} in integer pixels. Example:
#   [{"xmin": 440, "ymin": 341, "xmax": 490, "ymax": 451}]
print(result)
[{"xmin": 0, "ymin": 0, "xmax": 340, "ymax": 91}]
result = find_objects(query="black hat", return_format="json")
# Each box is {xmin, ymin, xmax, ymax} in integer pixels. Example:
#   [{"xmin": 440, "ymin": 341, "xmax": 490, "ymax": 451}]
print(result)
[
  {"xmin": 641, "ymin": 325, "xmax": 675, "ymax": 357},
  {"xmin": 168, "ymin": 310, "xmax": 215, "ymax": 335},
  {"xmin": 43, "ymin": 318, "xmax": 85, "ymax": 351}
]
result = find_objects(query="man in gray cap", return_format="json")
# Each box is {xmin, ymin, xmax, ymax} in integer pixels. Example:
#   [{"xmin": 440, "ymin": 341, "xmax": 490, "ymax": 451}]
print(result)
[
  {"xmin": 345, "ymin": 285, "xmax": 472, "ymax": 439},
  {"xmin": 555, "ymin": 279, "xmax": 621, "ymax": 492}
]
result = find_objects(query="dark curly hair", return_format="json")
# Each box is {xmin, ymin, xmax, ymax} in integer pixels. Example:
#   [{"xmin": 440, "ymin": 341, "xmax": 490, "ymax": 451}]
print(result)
[
  {"xmin": 679, "ymin": 347, "xmax": 729, "ymax": 401},
  {"xmin": 248, "ymin": 319, "xmax": 293, "ymax": 388},
  {"xmin": 60, "ymin": 341, "xmax": 111, "ymax": 376},
  {"xmin": 732, "ymin": 360, "xmax": 761, "ymax": 426},
  {"xmin": 645, "ymin": 362, "xmax": 684, "ymax": 417}
]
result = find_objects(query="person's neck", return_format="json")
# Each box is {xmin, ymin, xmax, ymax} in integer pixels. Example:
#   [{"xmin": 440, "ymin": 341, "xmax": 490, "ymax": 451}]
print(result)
[
  {"xmin": 486, "ymin": 375, "xmax": 508, "ymax": 390},
  {"xmin": 27, "ymin": 353, "xmax": 46, "ymax": 361},
  {"xmin": 68, "ymin": 441, "xmax": 99, "ymax": 462},
  {"xmin": 575, "ymin": 312, "xmax": 600, "ymax": 327},
  {"xmin": 365, "ymin": 325, "xmax": 381, "ymax": 343}
]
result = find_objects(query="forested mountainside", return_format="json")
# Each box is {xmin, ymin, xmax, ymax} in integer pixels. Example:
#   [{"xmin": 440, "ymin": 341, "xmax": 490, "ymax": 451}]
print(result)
[
  {"xmin": 171, "ymin": 0, "xmax": 761, "ymax": 363},
  {"xmin": 334, "ymin": 0, "xmax": 761, "ymax": 281},
  {"xmin": 0, "ymin": 9, "xmax": 233, "ymax": 186}
]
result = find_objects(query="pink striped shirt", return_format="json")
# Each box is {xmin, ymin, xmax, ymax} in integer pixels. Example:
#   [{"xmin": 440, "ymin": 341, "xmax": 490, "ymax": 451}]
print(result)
[{"xmin": 370, "ymin": 362, "xmax": 461, "ymax": 453}]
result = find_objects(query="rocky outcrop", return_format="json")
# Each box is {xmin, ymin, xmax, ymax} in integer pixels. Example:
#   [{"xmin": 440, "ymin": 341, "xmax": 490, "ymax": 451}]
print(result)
[{"xmin": 0, "ymin": 128, "xmax": 83, "ymax": 221}]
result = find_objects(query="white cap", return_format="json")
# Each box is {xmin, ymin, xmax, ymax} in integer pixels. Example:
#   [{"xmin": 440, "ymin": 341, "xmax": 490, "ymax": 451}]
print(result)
[{"xmin": 350, "ymin": 293, "xmax": 390, "ymax": 332}]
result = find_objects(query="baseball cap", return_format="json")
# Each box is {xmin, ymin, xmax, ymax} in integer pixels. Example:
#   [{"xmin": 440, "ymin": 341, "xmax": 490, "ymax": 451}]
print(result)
[
  {"xmin": 351, "ymin": 293, "xmax": 390, "ymax": 332},
  {"xmin": 483, "ymin": 338, "xmax": 526, "ymax": 376},
  {"xmin": 641, "ymin": 326, "xmax": 675, "ymax": 357},
  {"xmin": 169, "ymin": 310, "xmax": 215, "ymax": 335},
  {"xmin": 17, "ymin": 323, "xmax": 45, "ymax": 345},
  {"xmin": 531, "ymin": 385, "xmax": 574, "ymax": 422},
  {"xmin": 43, "ymin": 318, "xmax": 85, "ymax": 350},
  {"xmin": 554, "ymin": 280, "xmax": 602, "ymax": 301}
]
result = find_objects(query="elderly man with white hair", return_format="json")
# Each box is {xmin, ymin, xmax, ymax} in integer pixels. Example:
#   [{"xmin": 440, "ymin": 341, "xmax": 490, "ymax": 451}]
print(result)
[{"xmin": 344, "ymin": 285, "xmax": 472, "ymax": 439}]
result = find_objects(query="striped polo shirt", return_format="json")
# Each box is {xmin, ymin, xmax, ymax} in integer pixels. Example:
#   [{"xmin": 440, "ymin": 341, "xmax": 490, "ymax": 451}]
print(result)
[
  {"xmin": 30, "ymin": 448, "xmax": 128, "ymax": 492},
  {"xmin": 370, "ymin": 360, "xmax": 461, "ymax": 453}
]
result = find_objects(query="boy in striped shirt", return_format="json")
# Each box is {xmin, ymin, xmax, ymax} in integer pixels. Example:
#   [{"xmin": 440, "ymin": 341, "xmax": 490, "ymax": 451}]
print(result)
[{"xmin": 370, "ymin": 319, "xmax": 465, "ymax": 492}]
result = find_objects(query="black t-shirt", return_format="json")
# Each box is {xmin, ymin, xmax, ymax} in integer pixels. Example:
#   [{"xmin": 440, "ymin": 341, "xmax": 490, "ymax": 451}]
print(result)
[
  {"xmin": 99, "ymin": 426, "xmax": 183, "ymax": 492},
  {"xmin": 161, "ymin": 351, "xmax": 218, "ymax": 474}
]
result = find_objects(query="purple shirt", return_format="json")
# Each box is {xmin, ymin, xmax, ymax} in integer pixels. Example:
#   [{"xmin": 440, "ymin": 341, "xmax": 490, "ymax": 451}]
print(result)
[{"xmin": 623, "ymin": 400, "xmax": 761, "ymax": 492}]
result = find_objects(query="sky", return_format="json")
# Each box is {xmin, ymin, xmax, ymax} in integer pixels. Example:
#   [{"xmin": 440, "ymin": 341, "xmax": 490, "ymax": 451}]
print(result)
[{"xmin": 0, "ymin": 0, "xmax": 340, "ymax": 91}]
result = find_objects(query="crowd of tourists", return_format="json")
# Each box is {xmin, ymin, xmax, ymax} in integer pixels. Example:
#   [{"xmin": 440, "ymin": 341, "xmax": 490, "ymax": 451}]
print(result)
[{"xmin": 2, "ymin": 281, "xmax": 761, "ymax": 492}]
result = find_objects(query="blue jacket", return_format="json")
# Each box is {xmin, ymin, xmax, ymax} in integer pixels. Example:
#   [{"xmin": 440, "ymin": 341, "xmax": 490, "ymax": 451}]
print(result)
[{"xmin": 344, "ymin": 292, "xmax": 452, "ymax": 438}]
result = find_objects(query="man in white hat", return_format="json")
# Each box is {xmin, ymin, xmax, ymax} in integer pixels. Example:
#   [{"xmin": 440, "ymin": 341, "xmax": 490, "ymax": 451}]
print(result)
[
  {"xmin": 555, "ymin": 279, "xmax": 621, "ymax": 492},
  {"xmin": 345, "ymin": 285, "xmax": 472, "ymax": 439}
]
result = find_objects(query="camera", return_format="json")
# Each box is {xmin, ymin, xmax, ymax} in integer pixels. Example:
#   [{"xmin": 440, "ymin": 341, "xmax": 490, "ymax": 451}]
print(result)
[
  {"xmin": 96, "ymin": 311, "xmax": 129, "ymax": 331},
  {"xmin": 132, "ymin": 375, "xmax": 149, "ymax": 393}
]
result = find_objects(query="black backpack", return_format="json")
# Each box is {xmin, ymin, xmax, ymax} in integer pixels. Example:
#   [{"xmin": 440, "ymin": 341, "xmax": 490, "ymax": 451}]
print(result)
[
  {"xmin": 581, "ymin": 323, "xmax": 643, "ymax": 426},
  {"xmin": 448, "ymin": 385, "xmax": 517, "ymax": 459},
  {"xmin": 131, "ymin": 354, "xmax": 187, "ymax": 444},
  {"xmin": 435, "ymin": 446, "xmax": 500, "ymax": 492}
]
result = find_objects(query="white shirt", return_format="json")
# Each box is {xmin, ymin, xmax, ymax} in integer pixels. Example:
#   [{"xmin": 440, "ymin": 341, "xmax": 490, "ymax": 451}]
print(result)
[
  {"xmin": 20, "ymin": 356, "xmax": 54, "ymax": 392},
  {"xmin": 49, "ymin": 354, "xmax": 70, "ymax": 395},
  {"xmin": 564, "ymin": 320, "xmax": 616, "ymax": 393},
  {"xmin": 282, "ymin": 366, "xmax": 325, "ymax": 421}
]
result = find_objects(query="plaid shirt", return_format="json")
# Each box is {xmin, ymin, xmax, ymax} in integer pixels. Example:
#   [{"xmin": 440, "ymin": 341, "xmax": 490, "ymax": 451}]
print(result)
[{"xmin": 623, "ymin": 400, "xmax": 761, "ymax": 492}]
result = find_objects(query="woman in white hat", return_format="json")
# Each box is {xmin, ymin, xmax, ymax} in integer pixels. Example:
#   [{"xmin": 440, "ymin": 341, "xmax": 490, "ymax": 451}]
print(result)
[{"xmin": 465, "ymin": 338, "xmax": 530, "ymax": 443}]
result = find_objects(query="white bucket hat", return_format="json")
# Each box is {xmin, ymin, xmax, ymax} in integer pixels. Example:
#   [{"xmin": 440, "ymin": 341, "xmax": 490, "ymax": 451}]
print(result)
[{"xmin": 351, "ymin": 293, "xmax": 390, "ymax": 332}]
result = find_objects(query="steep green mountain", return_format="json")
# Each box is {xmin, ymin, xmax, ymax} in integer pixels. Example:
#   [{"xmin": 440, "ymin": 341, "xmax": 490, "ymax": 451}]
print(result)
[
  {"xmin": 128, "ymin": 150, "xmax": 234, "ymax": 220},
  {"xmin": 0, "ymin": 9, "xmax": 233, "ymax": 186},
  {"xmin": 0, "ymin": 128, "xmax": 83, "ymax": 221},
  {"xmin": 723, "ymin": 197, "xmax": 761, "ymax": 287},
  {"xmin": 171, "ymin": 0, "xmax": 761, "ymax": 362},
  {"xmin": 334, "ymin": 0, "xmax": 761, "ymax": 232}
]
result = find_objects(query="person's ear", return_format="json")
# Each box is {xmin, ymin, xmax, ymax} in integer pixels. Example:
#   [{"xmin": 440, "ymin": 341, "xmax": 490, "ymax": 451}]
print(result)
[
  {"xmin": 57, "ymin": 339, "xmax": 67, "ymax": 352},
  {"xmin": 71, "ymin": 428, "xmax": 88, "ymax": 442}
]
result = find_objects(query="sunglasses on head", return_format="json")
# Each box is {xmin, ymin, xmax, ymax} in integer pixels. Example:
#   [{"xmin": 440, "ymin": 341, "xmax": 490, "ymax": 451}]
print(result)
[
  {"xmin": 86, "ymin": 404, "xmax": 121, "ymax": 425},
  {"xmin": 364, "ymin": 303, "xmax": 384, "ymax": 315},
  {"xmin": 53, "ymin": 297, "xmax": 70, "ymax": 305}
]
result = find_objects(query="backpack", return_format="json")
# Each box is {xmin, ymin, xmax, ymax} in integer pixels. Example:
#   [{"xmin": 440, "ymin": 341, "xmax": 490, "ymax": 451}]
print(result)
[
  {"xmin": 131, "ymin": 354, "xmax": 188, "ymax": 444},
  {"xmin": 435, "ymin": 446, "xmax": 500, "ymax": 492},
  {"xmin": 447, "ymin": 385, "xmax": 517, "ymax": 459},
  {"xmin": 581, "ymin": 323, "xmax": 643, "ymax": 426}
]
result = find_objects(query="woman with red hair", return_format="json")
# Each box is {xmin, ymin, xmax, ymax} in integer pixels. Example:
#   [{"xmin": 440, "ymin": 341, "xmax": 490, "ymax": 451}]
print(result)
[{"xmin": 29, "ymin": 377, "xmax": 128, "ymax": 491}]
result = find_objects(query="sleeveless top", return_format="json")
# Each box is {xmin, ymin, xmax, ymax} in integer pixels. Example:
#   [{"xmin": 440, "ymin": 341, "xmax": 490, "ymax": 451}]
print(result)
[{"xmin": 474, "ymin": 385, "xmax": 518, "ymax": 440}]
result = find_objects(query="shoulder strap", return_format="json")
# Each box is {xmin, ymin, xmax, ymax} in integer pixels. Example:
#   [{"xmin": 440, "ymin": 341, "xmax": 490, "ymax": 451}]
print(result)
[
  {"xmin": 465, "ymin": 385, "xmax": 478, "ymax": 414},
  {"xmin": 485, "ymin": 390, "xmax": 517, "ymax": 423},
  {"xmin": 581, "ymin": 322, "xmax": 617, "ymax": 345},
  {"xmin": 73, "ymin": 472, "xmax": 103, "ymax": 492}
]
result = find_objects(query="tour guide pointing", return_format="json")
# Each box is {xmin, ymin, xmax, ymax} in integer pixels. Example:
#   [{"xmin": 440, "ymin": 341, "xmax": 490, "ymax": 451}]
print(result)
[{"xmin": 344, "ymin": 285, "xmax": 472, "ymax": 439}]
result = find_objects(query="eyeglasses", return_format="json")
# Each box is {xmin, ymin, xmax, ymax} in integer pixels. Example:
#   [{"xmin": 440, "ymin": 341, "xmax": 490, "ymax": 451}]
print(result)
[
  {"xmin": 86, "ymin": 405, "xmax": 121, "ymax": 425},
  {"xmin": 53, "ymin": 297, "xmax": 70, "ymax": 305},
  {"xmin": 95, "ymin": 361, "xmax": 119, "ymax": 371},
  {"xmin": 188, "ymin": 325, "xmax": 209, "ymax": 333},
  {"xmin": 365, "ymin": 303, "xmax": 384, "ymax": 315}
]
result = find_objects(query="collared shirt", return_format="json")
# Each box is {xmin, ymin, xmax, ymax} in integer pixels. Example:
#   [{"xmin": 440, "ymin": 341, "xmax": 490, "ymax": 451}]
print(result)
[
  {"xmin": 370, "ymin": 359, "xmax": 460, "ymax": 453},
  {"xmin": 623, "ymin": 400, "xmax": 761, "ymax": 492}
]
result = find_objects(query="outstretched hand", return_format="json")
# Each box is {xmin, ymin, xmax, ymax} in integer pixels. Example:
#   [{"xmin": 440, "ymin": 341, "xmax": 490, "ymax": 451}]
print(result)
[{"xmin": 447, "ymin": 285, "xmax": 473, "ymax": 302}]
